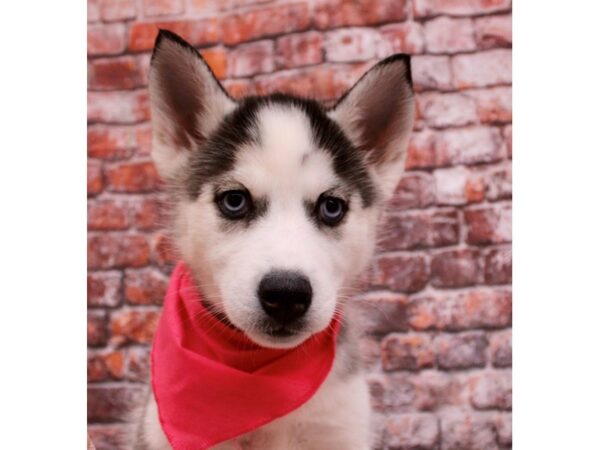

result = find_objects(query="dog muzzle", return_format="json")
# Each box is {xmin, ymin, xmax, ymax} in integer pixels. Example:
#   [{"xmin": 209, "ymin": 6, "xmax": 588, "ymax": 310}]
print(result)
[{"xmin": 151, "ymin": 262, "xmax": 340, "ymax": 450}]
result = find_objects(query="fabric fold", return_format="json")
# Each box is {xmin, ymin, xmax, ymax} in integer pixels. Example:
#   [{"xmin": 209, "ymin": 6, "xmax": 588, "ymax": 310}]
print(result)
[{"xmin": 151, "ymin": 262, "xmax": 340, "ymax": 450}]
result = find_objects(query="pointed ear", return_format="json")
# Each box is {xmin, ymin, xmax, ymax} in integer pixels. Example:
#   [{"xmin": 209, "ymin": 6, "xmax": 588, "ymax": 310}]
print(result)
[
  {"xmin": 149, "ymin": 29, "xmax": 235, "ymax": 179},
  {"xmin": 329, "ymin": 55, "xmax": 415, "ymax": 200}
]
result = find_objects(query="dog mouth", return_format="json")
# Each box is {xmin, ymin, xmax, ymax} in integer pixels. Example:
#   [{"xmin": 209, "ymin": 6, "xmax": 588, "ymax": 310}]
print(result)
[
  {"xmin": 265, "ymin": 326, "xmax": 297, "ymax": 338},
  {"xmin": 241, "ymin": 319, "xmax": 312, "ymax": 349},
  {"xmin": 261, "ymin": 317, "xmax": 307, "ymax": 338}
]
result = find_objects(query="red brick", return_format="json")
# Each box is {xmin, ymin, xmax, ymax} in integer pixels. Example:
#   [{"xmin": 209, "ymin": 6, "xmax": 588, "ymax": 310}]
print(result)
[
  {"xmin": 88, "ymin": 24, "xmax": 126, "ymax": 56},
  {"xmin": 406, "ymin": 127, "xmax": 504, "ymax": 170},
  {"xmin": 357, "ymin": 293, "xmax": 410, "ymax": 334},
  {"xmin": 464, "ymin": 205, "xmax": 512, "ymax": 245},
  {"xmin": 330, "ymin": 62, "xmax": 376, "ymax": 98},
  {"xmin": 131, "ymin": 196, "xmax": 164, "ymax": 230},
  {"xmin": 276, "ymin": 32, "xmax": 323, "ymax": 69},
  {"xmin": 424, "ymin": 17, "xmax": 476, "ymax": 53},
  {"xmin": 370, "ymin": 371, "xmax": 469, "ymax": 413},
  {"xmin": 88, "ymin": 0, "xmax": 100, "ymax": 22},
  {"xmin": 389, "ymin": 172, "xmax": 435, "ymax": 210},
  {"xmin": 187, "ymin": 0, "xmax": 230, "ymax": 15},
  {"xmin": 88, "ymin": 234, "xmax": 150, "ymax": 269},
  {"xmin": 384, "ymin": 413, "xmax": 439, "ymax": 449},
  {"xmin": 100, "ymin": 0, "xmax": 136, "ymax": 21},
  {"xmin": 105, "ymin": 161, "xmax": 161, "ymax": 193},
  {"xmin": 228, "ymin": 41, "xmax": 275, "ymax": 78},
  {"xmin": 125, "ymin": 267, "xmax": 168, "ymax": 305},
  {"xmin": 382, "ymin": 333, "xmax": 434, "ymax": 371},
  {"xmin": 88, "ymin": 90, "xmax": 150, "ymax": 124},
  {"xmin": 379, "ymin": 212, "xmax": 428, "ymax": 251},
  {"xmin": 440, "ymin": 412, "xmax": 499, "ymax": 450},
  {"xmin": 495, "ymin": 412, "xmax": 512, "ymax": 447},
  {"xmin": 143, "ymin": 0, "xmax": 184, "ymax": 17},
  {"xmin": 379, "ymin": 210, "xmax": 459, "ymax": 251},
  {"xmin": 88, "ymin": 161, "xmax": 103, "ymax": 196},
  {"xmin": 325, "ymin": 28, "xmax": 380, "ymax": 63},
  {"xmin": 468, "ymin": 86, "xmax": 512, "ymax": 123},
  {"xmin": 255, "ymin": 64, "xmax": 365, "ymax": 101},
  {"xmin": 151, "ymin": 232, "xmax": 178, "ymax": 267},
  {"xmin": 110, "ymin": 309, "xmax": 160, "ymax": 344},
  {"xmin": 431, "ymin": 249, "xmax": 482, "ymax": 288},
  {"xmin": 125, "ymin": 346, "xmax": 151, "ymax": 381},
  {"xmin": 486, "ymin": 166, "xmax": 512, "ymax": 201},
  {"xmin": 200, "ymin": 47, "xmax": 228, "ymax": 80},
  {"xmin": 408, "ymin": 289, "xmax": 512, "ymax": 331},
  {"xmin": 88, "ymin": 311, "xmax": 108, "ymax": 347},
  {"xmin": 413, "ymin": 372, "xmax": 471, "ymax": 411},
  {"xmin": 436, "ymin": 332, "xmax": 488, "ymax": 370},
  {"xmin": 134, "ymin": 123, "xmax": 153, "ymax": 156},
  {"xmin": 469, "ymin": 370, "xmax": 512, "ymax": 410},
  {"xmin": 223, "ymin": 79, "xmax": 256, "ymax": 100},
  {"xmin": 87, "ymin": 125, "xmax": 137, "ymax": 160},
  {"xmin": 417, "ymin": 92, "xmax": 478, "ymax": 128},
  {"xmin": 438, "ymin": 127, "xmax": 505, "ymax": 166},
  {"xmin": 483, "ymin": 246, "xmax": 511, "ymax": 284},
  {"xmin": 128, "ymin": 18, "xmax": 220, "ymax": 51},
  {"xmin": 88, "ymin": 349, "xmax": 125, "ymax": 381},
  {"xmin": 88, "ymin": 56, "xmax": 144, "ymax": 91},
  {"xmin": 222, "ymin": 3, "xmax": 310, "ymax": 45},
  {"xmin": 379, "ymin": 22, "xmax": 425, "ymax": 55},
  {"xmin": 88, "ymin": 199, "xmax": 129, "ymax": 230},
  {"xmin": 475, "ymin": 15, "xmax": 512, "ymax": 49},
  {"xmin": 490, "ymin": 330, "xmax": 512, "ymax": 367},
  {"xmin": 452, "ymin": 49, "xmax": 512, "ymax": 89},
  {"xmin": 465, "ymin": 173, "xmax": 486, "ymax": 203},
  {"xmin": 368, "ymin": 376, "xmax": 402, "ymax": 413},
  {"xmin": 88, "ymin": 385, "xmax": 144, "ymax": 422},
  {"xmin": 504, "ymin": 125, "xmax": 512, "ymax": 158},
  {"xmin": 371, "ymin": 254, "xmax": 429, "ymax": 293},
  {"xmin": 414, "ymin": 0, "xmax": 511, "ymax": 18},
  {"xmin": 87, "ymin": 424, "xmax": 126, "ymax": 450},
  {"xmin": 411, "ymin": 55, "xmax": 453, "ymax": 91},
  {"xmin": 137, "ymin": 52, "xmax": 152, "ymax": 86},
  {"xmin": 405, "ymin": 130, "xmax": 437, "ymax": 169},
  {"xmin": 368, "ymin": 374, "xmax": 415, "ymax": 412},
  {"xmin": 315, "ymin": 0, "xmax": 408, "ymax": 29},
  {"xmin": 88, "ymin": 271, "xmax": 122, "ymax": 307},
  {"xmin": 434, "ymin": 166, "xmax": 484, "ymax": 205}
]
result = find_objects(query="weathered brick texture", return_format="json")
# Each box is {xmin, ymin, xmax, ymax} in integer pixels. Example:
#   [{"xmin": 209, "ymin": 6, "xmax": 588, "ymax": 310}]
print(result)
[{"xmin": 88, "ymin": 1, "xmax": 511, "ymax": 448}]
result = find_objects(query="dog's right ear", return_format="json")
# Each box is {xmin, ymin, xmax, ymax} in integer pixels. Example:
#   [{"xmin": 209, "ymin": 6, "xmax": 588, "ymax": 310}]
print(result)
[{"xmin": 149, "ymin": 29, "xmax": 235, "ymax": 179}]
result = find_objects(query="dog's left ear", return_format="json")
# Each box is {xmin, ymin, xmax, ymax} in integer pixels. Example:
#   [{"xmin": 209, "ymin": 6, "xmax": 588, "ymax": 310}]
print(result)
[
  {"xmin": 149, "ymin": 29, "xmax": 235, "ymax": 179},
  {"xmin": 329, "ymin": 55, "xmax": 415, "ymax": 200}
]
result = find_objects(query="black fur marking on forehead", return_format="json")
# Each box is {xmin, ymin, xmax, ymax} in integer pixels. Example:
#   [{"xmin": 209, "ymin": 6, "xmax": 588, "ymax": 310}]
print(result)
[
  {"xmin": 185, "ymin": 98, "xmax": 261, "ymax": 198},
  {"xmin": 185, "ymin": 93, "xmax": 376, "ymax": 207}
]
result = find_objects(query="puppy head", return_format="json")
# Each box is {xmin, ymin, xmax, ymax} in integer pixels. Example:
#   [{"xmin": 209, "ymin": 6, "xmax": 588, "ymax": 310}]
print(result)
[{"xmin": 149, "ymin": 30, "xmax": 414, "ymax": 348}]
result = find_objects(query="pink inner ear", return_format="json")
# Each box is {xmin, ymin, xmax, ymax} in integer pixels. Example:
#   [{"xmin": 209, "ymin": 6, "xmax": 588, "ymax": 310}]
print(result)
[
  {"xmin": 341, "ymin": 63, "xmax": 414, "ymax": 166},
  {"xmin": 151, "ymin": 42, "xmax": 207, "ymax": 149},
  {"xmin": 359, "ymin": 79, "xmax": 406, "ymax": 161}
]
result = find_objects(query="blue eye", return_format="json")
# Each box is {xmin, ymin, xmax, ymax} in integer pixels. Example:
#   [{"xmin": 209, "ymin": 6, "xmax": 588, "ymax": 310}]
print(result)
[
  {"xmin": 318, "ymin": 196, "xmax": 347, "ymax": 226},
  {"xmin": 218, "ymin": 190, "xmax": 250, "ymax": 219}
]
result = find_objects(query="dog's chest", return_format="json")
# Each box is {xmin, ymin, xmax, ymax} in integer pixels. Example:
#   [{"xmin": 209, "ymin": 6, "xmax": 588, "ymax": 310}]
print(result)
[{"xmin": 217, "ymin": 370, "xmax": 370, "ymax": 450}]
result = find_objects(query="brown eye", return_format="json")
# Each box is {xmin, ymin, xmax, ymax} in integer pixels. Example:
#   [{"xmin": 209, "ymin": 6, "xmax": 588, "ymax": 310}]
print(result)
[
  {"xmin": 218, "ymin": 190, "xmax": 250, "ymax": 219},
  {"xmin": 317, "ymin": 196, "xmax": 347, "ymax": 226}
]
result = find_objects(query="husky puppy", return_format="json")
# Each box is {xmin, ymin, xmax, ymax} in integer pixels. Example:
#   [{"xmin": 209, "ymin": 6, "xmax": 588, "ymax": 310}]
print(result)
[{"xmin": 132, "ymin": 29, "xmax": 415, "ymax": 450}]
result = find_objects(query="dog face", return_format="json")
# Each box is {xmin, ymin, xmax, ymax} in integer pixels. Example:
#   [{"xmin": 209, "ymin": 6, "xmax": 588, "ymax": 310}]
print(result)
[{"xmin": 149, "ymin": 30, "xmax": 415, "ymax": 349}]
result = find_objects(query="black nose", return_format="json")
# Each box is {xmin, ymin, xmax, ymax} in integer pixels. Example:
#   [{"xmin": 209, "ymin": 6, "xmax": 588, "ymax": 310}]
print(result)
[{"xmin": 258, "ymin": 271, "xmax": 312, "ymax": 324}]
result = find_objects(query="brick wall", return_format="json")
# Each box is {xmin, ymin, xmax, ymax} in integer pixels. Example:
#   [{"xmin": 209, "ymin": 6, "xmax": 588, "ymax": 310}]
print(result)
[{"xmin": 87, "ymin": 1, "xmax": 512, "ymax": 449}]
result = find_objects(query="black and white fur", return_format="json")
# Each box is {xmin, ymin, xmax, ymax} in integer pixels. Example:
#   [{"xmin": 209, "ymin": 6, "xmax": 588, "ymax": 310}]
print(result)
[{"xmin": 132, "ymin": 29, "xmax": 415, "ymax": 450}]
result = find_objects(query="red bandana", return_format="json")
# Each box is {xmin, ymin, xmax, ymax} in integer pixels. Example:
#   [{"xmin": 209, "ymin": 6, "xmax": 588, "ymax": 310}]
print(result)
[{"xmin": 151, "ymin": 262, "xmax": 340, "ymax": 450}]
